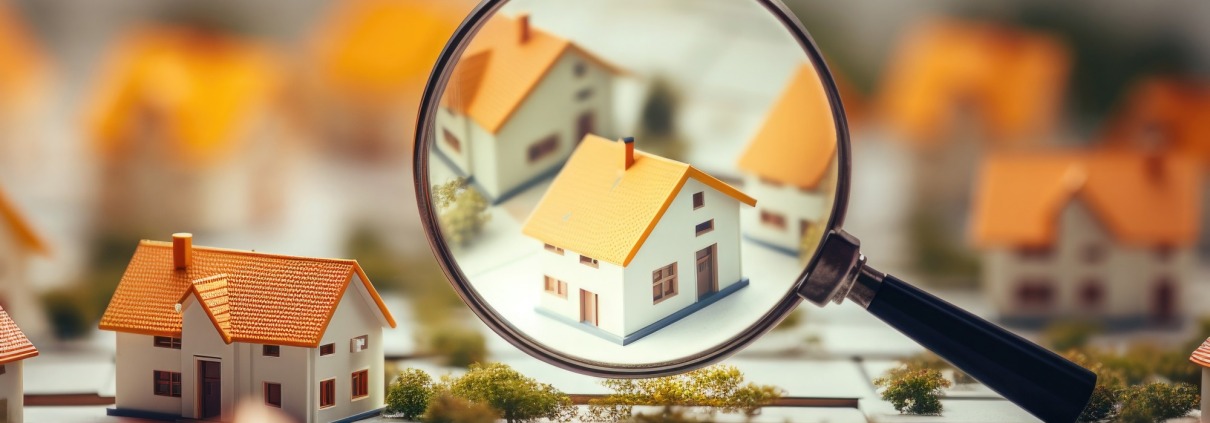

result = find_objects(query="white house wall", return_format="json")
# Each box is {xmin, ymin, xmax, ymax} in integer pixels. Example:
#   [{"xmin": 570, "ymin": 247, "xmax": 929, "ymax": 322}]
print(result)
[
  {"xmin": 115, "ymin": 332, "xmax": 182, "ymax": 415},
  {"xmin": 984, "ymin": 200, "xmax": 1191, "ymax": 321},
  {"xmin": 239, "ymin": 342, "xmax": 312, "ymax": 423},
  {"xmin": 0, "ymin": 361, "xmax": 23, "ymax": 423},
  {"xmin": 179, "ymin": 296, "xmax": 236, "ymax": 421},
  {"xmin": 741, "ymin": 175, "xmax": 826, "ymax": 253},
  {"xmin": 434, "ymin": 107, "xmax": 495, "ymax": 187},
  {"xmin": 536, "ymin": 247, "xmax": 625, "ymax": 337},
  {"xmin": 314, "ymin": 274, "xmax": 385, "ymax": 423}
]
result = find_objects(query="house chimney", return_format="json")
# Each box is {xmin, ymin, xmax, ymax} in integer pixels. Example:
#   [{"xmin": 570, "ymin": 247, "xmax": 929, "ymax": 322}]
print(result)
[
  {"xmin": 518, "ymin": 14, "xmax": 531, "ymax": 43},
  {"xmin": 622, "ymin": 137, "xmax": 635, "ymax": 170},
  {"xmin": 173, "ymin": 233, "xmax": 193, "ymax": 270}
]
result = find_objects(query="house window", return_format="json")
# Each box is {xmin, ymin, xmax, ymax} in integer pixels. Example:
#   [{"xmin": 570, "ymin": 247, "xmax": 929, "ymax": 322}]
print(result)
[
  {"xmin": 692, "ymin": 192, "xmax": 704, "ymax": 210},
  {"xmin": 695, "ymin": 220, "xmax": 714, "ymax": 236},
  {"xmin": 544, "ymin": 244, "xmax": 564, "ymax": 255},
  {"xmin": 320, "ymin": 343, "xmax": 335, "ymax": 356},
  {"xmin": 1079, "ymin": 280, "xmax": 1104, "ymax": 309},
  {"xmin": 652, "ymin": 263, "xmax": 678, "ymax": 304},
  {"xmin": 263, "ymin": 345, "xmax": 280, "ymax": 357},
  {"xmin": 1083, "ymin": 244, "xmax": 1106, "ymax": 264},
  {"xmin": 1014, "ymin": 279, "xmax": 1054, "ymax": 309},
  {"xmin": 1017, "ymin": 247, "xmax": 1052, "ymax": 260},
  {"xmin": 580, "ymin": 255, "xmax": 599, "ymax": 268},
  {"xmin": 153, "ymin": 371, "xmax": 182, "ymax": 397},
  {"xmin": 760, "ymin": 177, "xmax": 783, "ymax": 188},
  {"xmin": 153, "ymin": 336, "xmax": 181, "ymax": 349},
  {"xmin": 319, "ymin": 379, "xmax": 336, "ymax": 409},
  {"xmin": 352, "ymin": 370, "xmax": 369, "ymax": 399},
  {"xmin": 760, "ymin": 210, "xmax": 786, "ymax": 230},
  {"xmin": 574, "ymin": 61, "xmax": 587, "ymax": 77},
  {"xmin": 442, "ymin": 129, "xmax": 462, "ymax": 153},
  {"xmin": 351, "ymin": 335, "xmax": 368, "ymax": 353},
  {"xmin": 527, "ymin": 135, "xmax": 559, "ymax": 163},
  {"xmin": 264, "ymin": 382, "xmax": 282, "ymax": 408},
  {"xmin": 576, "ymin": 88, "xmax": 593, "ymax": 101},
  {"xmin": 543, "ymin": 276, "xmax": 568, "ymax": 298},
  {"xmin": 0, "ymin": 364, "xmax": 5, "ymax": 375}
]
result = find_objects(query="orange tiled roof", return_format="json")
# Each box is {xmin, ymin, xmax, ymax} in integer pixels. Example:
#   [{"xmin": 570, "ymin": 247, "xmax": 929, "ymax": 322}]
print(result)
[
  {"xmin": 878, "ymin": 19, "xmax": 1070, "ymax": 146},
  {"xmin": 1102, "ymin": 77, "xmax": 1210, "ymax": 165},
  {"xmin": 0, "ymin": 4, "xmax": 47, "ymax": 110},
  {"xmin": 0, "ymin": 186, "xmax": 48, "ymax": 255},
  {"xmin": 311, "ymin": 0, "xmax": 473, "ymax": 102},
  {"xmin": 0, "ymin": 306, "xmax": 37, "ymax": 365},
  {"xmin": 100, "ymin": 240, "xmax": 396, "ymax": 348},
  {"xmin": 85, "ymin": 27, "xmax": 283, "ymax": 165},
  {"xmin": 523, "ymin": 135, "xmax": 755, "ymax": 266},
  {"xmin": 443, "ymin": 15, "xmax": 623, "ymax": 134},
  {"xmin": 971, "ymin": 151, "xmax": 1201, "ymax": 248},
  {"xmin": 1190, "ymin": 337, "xmax": 1210, "ymax": 368},
  {"xmin": 738, "ymin": 64, "xmax": 838, "ymax": 189}
]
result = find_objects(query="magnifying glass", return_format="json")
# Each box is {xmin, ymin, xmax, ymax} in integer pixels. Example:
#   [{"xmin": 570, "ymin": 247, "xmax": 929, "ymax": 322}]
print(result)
[{"xmin": 413, "ymin": 1, "xmax": 1095, "ymax": 421}]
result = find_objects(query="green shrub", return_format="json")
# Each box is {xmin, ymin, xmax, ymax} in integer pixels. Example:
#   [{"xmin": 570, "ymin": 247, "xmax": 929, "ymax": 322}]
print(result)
[
  {"xmin": 421, "ymin": 325, "xmax": 486, "ymax": 368},
  {"xmin": 386, "ymin": 368, "xmax": 434, "ymax": 420},
  {"xmin": 443, "ymin": 362, "xmax": 576, "ymax": 423},
  {"xmin": 422, "ymin": 392, "xmax": 499, "ymax": 423},
  {"xmin": 1043, "ymin": 320, "xmax": 1099, "ymax": 352},
  {"xmin": 587, "ymin": 364, "xmax": 782, "ymax": 420},
  {"xmin": 40, "ymin": 289, "xmax": 92, "ymax": 339},
  {"xmin": 1064, "ymin": 350, "xmax": 1125, "ymax": 423},
  {"xmin": 432, "ymin": 178, "xmax": 491, "ymax": 247},
  {"xmin": 1117, "ymin": 382, "xmax": 1198, "ymax": 423},
  {"xmin": 873, "ymin": 368, "xmax": 951, "ymax": 415}
]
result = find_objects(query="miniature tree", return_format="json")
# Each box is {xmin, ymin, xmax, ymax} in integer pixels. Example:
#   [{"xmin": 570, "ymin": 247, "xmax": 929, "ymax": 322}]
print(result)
[
  {"xmin": 432, "ymin": 178, "xmax": 491, "ymax": 247},
  {"xmin": 426, "ymin": 324, "xmax": 487, "ymax": 368},
  {"xmin": 385, "ymin": 368, "xmax": 434, "ymax": 420},
  {"xmin": 1116, "ymin": 382, "xmax": 1198, "ymax": 423},
  {"xmin": 1064, "ymin": 350, "xmax": 1124, "ymax": 423},
  {"xmin": 634, "ymin": 77, "xmax": 687, "ymax": 161},
  {"xmin": 422, "ymin": 392, "xmax": 499, "ymax": 423},
  {"xmin": 443, "ymin": 362, "xmax": 576, "ymax": 423},
  {"xmin": 872, "ymin": 368, "xmax": 951, "ymax": 415},
  {"xmin": 1042, "ymin": 320, "xmax": 1098, "ymax": 352},
  {"xmin": 586, "ymin": 364, "xmax": 783, "ymax": 421}
]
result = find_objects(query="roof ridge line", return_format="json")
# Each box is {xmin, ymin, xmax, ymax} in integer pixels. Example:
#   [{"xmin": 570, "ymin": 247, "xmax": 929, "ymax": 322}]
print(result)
[{"xmin": 139, "ymin": 240, "xmax": 358, "ymax": 265}]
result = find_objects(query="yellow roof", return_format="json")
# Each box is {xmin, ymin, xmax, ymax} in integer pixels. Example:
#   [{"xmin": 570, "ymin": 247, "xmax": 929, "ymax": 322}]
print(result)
[
  {"xmin": 738, "ymin": 63, "xmax": 838, "ymax": 189},
  {"xmin": 443, "ymin": 15, "xmax": 623, "ymax": 134},
  {"xmin": 85, "ymin": 27, "xmax": 283, "ymax": 165},
  {"xmin": 522, "ymin": 135, "xmax": 755, "ymax": 266}
]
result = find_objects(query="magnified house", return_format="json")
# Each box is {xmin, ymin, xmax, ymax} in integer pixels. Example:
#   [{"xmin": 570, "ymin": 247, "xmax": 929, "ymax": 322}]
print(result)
[
  {"xmin": 100, "ymin": 234, "xmax": 395, "ymax": 422},
  {"xmin": 434, "ymin": 14, "xmax": 623, "ymax": 204},
  {"xmin": 523, "ymin": 135, "xmax": 755, "ymax": 345}
]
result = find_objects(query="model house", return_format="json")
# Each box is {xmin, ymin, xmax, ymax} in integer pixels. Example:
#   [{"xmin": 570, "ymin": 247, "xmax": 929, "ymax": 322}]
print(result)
[
  {"xmin": 0, "ymin": 187, "xmax": 50, "ymax": 340},
  {"xmin": 435, "ymin": 14, "xmax": 623, "ymax": 204},
  {"xmin": 100, "ymin": 233, "xmax": 396, "ymax": 422},
  {"xmin": 84, "ymin": 27, "xmax": 290, "ymax": 234},
  {"xmin": 971, "ymin": 151, "xmax": 1200, "ymax": 326},
  {"xmin": 306, "ymin": 0, "xmax": 473, "ymax": 161},
  {"xmin": 0, "ymin": 4, "xmax": 51, "ymax": 182},
  {"xmin": 0, "ymin": 305, "xmax": 38, "ymax": 423},
  {"xmin": 737, "ymin": 64, "xmax": 837, "ymax": 256},
  {"xmin": 522, "ymin": 135, "xmax": 755, "ymax": 345},
  {"xmin": 1188, "ymin": 338, "xmax": 1210, "ymax": 422}
]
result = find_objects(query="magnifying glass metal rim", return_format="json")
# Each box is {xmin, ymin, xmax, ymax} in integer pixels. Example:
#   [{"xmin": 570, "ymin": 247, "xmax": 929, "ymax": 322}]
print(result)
[{"xmin": 414, "ymin": 0, "xmax": 852, "ymax": 378}]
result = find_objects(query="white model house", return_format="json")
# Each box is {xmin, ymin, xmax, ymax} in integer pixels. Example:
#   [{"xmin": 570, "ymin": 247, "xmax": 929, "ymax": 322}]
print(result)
[
  {"xmin": 971, "ymin": 151, "xmax": 1200, "ymax": 327},
  {"xmin": 737, "ymin": 64, "xmax": 837, "ymax": 255},
  {"xmin": 0, "ymin": 187, "xmax": 50, "ymax": 341},
  {"xmin": 522, "ymin": 135, "xmax": 755, "ymax": 345},
  {"xmin": 99, "ymin": 234, "xmax": 396, "ymax": 422},
  {"xmin": 0, "ymin": 305, "xmax": 38, "ymax": 423},
  {"xmin": 1189, "ymin": 338, "xmax": 1210, "ymax": 422},
  {"xmin": 434, "ymin": 14, "xmax": 622, "ymax": 203}
]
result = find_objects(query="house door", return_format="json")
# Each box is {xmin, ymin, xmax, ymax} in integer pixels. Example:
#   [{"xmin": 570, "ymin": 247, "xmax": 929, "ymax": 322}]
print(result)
[
  {"xmin": 579, "ymin": 290, "xmax": 598, "ymax": 326},
  {"xmin": 696, "ymin": 245, "xmax": 717, "ymax": 300},
  {"xmin": 576, "ymin": 112, "xmax": 595, "ymax": 143},
  {"xmin": 1153, "ymin": 279, "xmax": 1175, "ymax": 322},
  {"xmin": 198, "ymin": 360, "xmax": 222, "ymax": 420}
]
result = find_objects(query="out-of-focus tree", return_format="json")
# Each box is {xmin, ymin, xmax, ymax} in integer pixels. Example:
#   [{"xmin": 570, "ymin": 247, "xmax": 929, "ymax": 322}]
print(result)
[
  {"xmin": 586, "ymin": 365, "xmax": 782, "ymax": 421},
  {"xmin": 1042, "ymin": 320, "xmax": 1099, "ymax": 352},
  {"xmin": 420, "ymin": 324, "xmax": 486, "ymax": 368},
  {"xmin": 39, "ymin": 290, "xmax": 92, "ymax": 339},
  {"xmin": 432, "ymin": 178, "xmax": 490, "ymax": 247},
  {"xmin": 635, "ymin": 77, "xmax": 687, "ymax": 162},
  {"xmin": 873, "ymin": 368, "xmax": 951, "ymax": 415},
  {"xmin": 442, "ymin": 362, "xmax": 576, "ymax": 423},
  {"xmin": 385, "ymin": 368, "xmax": 434, "ymax": 419},
  {"xmin": 422, "ymin": 392, "xmax": 500, "ymax": 423}
]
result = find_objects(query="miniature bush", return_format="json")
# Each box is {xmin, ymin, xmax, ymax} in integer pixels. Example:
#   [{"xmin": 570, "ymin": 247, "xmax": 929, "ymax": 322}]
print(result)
[
  {"xmin": 443, "ymin": 362, "xmax": 576, "ymax": 423},
  {"xmin": 1064, "ymin": 350, "xmax": 1125, "ymax": 423},
  {"xmin": 427, "ymin": 325, "xmax": 487, "ymax": 368},
  {"xmin": 40, "ymin": 289, "xmax": 92, "ymax": 339},
  {"xmin": 386, "ymin": 368, "xmax": 434, "ymax": 420},
  {"xmin": 1042, "ymin": 320, "xmax": 1099, "ymax": 352},
  {"xmin": 587, "ymin": 364, "xmax": 783, "ymax": 421},
  {"xmin": 891, "ymin": 352, "xmax": 974, "ymax": 385},
  {"xmin": 422, "ymin": 392, "xmax": 499, "ymax": 423},
  {"xmin": 873, "ymin": 368, "xmax": 951, "ymax": 415},
  {"xmin": 432, "ymin": 178, "xmax": 491, "ymax": 247},
  {"xmin": 635, "ymin": 77, "xmax": 687, "ymax": 161},
  {"xmin": 625, "ymin": 407, "xmax": 707, "ymax": 423},
  {"xmin": 1116, "ymin": 382, "xmax": 1198, "ymax": 423}
]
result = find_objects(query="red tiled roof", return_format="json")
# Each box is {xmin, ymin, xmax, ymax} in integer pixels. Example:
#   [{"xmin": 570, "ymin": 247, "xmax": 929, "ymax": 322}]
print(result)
[
  {"xmin": 1190, "ymin": 337, "xmax": 1210, "ymax": 368},
  {"xmin": 0, "ymin": 306, "xmax": 37, "ymax": 365},
  {"xmin": 100, "ymin": 240, "xmax": 396, "ymax": 348}
]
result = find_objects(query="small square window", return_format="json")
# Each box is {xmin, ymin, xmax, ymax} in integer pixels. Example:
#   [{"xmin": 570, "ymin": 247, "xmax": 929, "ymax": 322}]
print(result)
[
  {"xmin": 760, "ymin": 210, "xmax": 786, "ymax": 230},
  {"xmin": 263, "ymin": 345, "xmax": 280, "ymax": 357},
  {"xmin": 544, "ymin": 244, "xmax": 564, "ymax": 255},
  {"xmin": 154, "ymin": 371, "xmax": 182, "ymax": 397},
  {"xmin": 352, "ymin": 370, "xmax": 369, "ymax": 399},
  {"xmin": 576, "ymin": 88, "xmax": 593, "ymax": 101},
  {"xmin": 320, "ymin": 343, "xmax": 335, "ymax": 356},
  {"xmin": 692, "ymin": 192, "xmax": 704, "ymax": 209},
  {"xmin": 351, "ymin": 335, "xmax": 368, "ymax": 353},
  {"xmin": 543, "ymin": 276, "xmax": 568, "ymax": 298},
  {"xmin": 580, "ymin": 255, "xmax": 599, "ymax": 268},
  {"xmin": 695, "ymin": 220, "xmax": 714, "ymax": 236},
  {"xmin": 574, "ymin": 61, "xmax": 587, "ymax": 77},
  {"xmin": 265, "ymin": 382, "xmax": 282, "ymax": 408},
  {"xmin": 153, "ymin": 336, "xmax": 182, "ymax": 349}
]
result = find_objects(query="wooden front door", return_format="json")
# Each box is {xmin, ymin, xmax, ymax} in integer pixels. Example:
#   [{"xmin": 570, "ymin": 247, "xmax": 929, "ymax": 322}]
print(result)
[
  {"xmin": 696, "ymin": 245, "xmax": 717, "ymax": 300},
  {"xmin": 198, "ymin": 360, "xmax": 222, "ymax": 420},
  {"xmin": 576, "ymin": 112, "xmax": 595, "ymax": 144},
  {"xmin": 579, "ymin": 289, "xmax": 598, "ymax": 326},
  {"xmin": 1153, "ymin": 279, "xmax": 1175, "ymax": 322}
]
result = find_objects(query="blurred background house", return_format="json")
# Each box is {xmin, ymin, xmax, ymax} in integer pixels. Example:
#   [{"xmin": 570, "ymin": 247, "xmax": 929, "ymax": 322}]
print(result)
[{"xmin": 0, "ymin": 3, "xmax": 50, "ymax": 183}]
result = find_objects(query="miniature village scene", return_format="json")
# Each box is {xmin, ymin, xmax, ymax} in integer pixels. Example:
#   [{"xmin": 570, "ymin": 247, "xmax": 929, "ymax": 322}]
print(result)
[{"xmin": 0, "ymin": 0, "xmax": 1208, "ymax": 422}]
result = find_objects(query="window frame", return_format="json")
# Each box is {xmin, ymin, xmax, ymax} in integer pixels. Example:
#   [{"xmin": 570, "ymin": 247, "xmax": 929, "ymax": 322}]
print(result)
[
  {"xmin": 692, "ymin": 192, "xmax": 704, "ymax": 210},
  {"xmin": 759, "ymin": 210, "xmax": 787, "ymax": 230},
  {"xmin": 695, "ymin": 220, "xmax": 714, "ymax": 237},
  {"xmin": 544, "ymin": 244, "xmax": 564, "ymax": 255},
  {"xmin": 527, "ymin": 135, "xmax": 560, "ymax": 164},
  {"xmin": 576, "ymin": 87, "xmax": 593, "ymax": 101},
  {"xmin": 262, "ymin": 345, "xmax": 280, "ymax": 357},
  {"xmin": 319, "ymin": 343, "xmax": 335, "ymax": 356},
  {"xmin": 652, "ymin": 263, "xmax": 678, "ymax": 304},
  {"xmin": 319, "ymin": 378, "xmax": 336, "ymax": 409},
  {"xmin": 153, "ymin": 336, "xmax": 182, "ymax": 349},
  {"xmin": 264, "ymin": 382, "xmax": 282, "ymax": 408},
  {"xmin": 579, "ymin": 255, "xmax": 599, "ymax": 268},
  {"xmin": 543, "ymin": 276, "xmax": 568, "ymax": 298},
  {"xmin": 350, "ymin": 335, "xmax": 369, "ymax": 353},
  {"xmin": 153, "ymin": 370, "xmax": 182, "ymax": 398},
  {"xmin": 351, "ymin": 369, "xmax": 370, "ymax": 400}
]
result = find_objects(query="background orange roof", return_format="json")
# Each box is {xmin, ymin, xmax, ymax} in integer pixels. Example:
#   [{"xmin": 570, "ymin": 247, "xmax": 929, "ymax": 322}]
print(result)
[
  {"xmin": 1102, "ymin": 77, "xmax": 1210, "ymax": 164},
  {"xmin": 878, "ymin": 18, "xmax": 1070, "ymax": 146},
  {"xmin": 737, "ymin": 63, "xmax": 838, "ymax": 189},
  {"xmin": 100, "ymin": 240, "xmax": 395, "ymax": 348},
  {"xmin": 0, "ymin": 306, "xmax": 37, "ymax": 365},
  {"xmin": 85, "ymin": 27, "xmax": 284, "ymax": 165},
  {"xmin": 443, "ymin": 15, "xmax": 623, "ymax": 134},
  {"xmin": 0, "ymin": 186, "xmax": 48, "ymax": 255},
  {"xmin": 971, "ymin": 151, "xmax": 1201, "ymax": 248},
  {"xmin": 523, "ymin": 135, "xmax": 754, "ymax": 267},
  {"xmin": 0, "ymin": 3, "xmax": 48, "ymax": 111},
  {"xmin": 1190, "ymin": 338, "xmax": 1210, "ymax": 368}
]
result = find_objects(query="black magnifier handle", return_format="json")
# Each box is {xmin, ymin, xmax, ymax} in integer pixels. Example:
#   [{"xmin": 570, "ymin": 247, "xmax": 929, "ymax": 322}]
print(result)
[{"xmin": 801, "ymin": 231, "xmax": 1095, "ymax": 423}]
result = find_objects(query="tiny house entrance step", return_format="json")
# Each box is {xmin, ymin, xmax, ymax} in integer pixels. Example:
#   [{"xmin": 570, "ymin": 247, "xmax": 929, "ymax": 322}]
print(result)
[
  {"xmin": 198, "ymin": 360, "xmax": 221, "ymax": 420},
  {"xmin": 696, "ymin": 244, "xmax": 717, "ymax": 301}
]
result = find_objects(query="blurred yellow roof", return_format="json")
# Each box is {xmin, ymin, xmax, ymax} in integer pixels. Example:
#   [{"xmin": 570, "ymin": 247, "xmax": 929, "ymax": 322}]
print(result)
[
  {"xmin": 738, "ymin": 64, "xmax": 837, "ymax": 189},
  {"xmin": 0, "ymin": 4, "xmax": 48, "ymax": 109},
  {"xmin": 443, "ymin": 15, "xmax": 623, "ymax": 134},
  {"xmin": 85, "ymin": 27, "xmax": 283, "ymax": 164},
  {"xmin": 878, "ymin": 18, "xmax": 1070, "ymax": 146},
  {"xmin": 523, "ymin": 135, "xmax": 754, "ymax": 267},
  {"xmin": 311, "ymin": 0, "xmax": 473, "ymax": 102},
  {"xmin": 971, "ymin": 150, "xmax": 1201, "ymax": 248},
  {"xmin": 0, "ymin": 186, "xmax": 48, "ymax": 255},
  {"xmin": 1103, "ymin": 77, "xmax": 1210, "ymax": 165}
]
